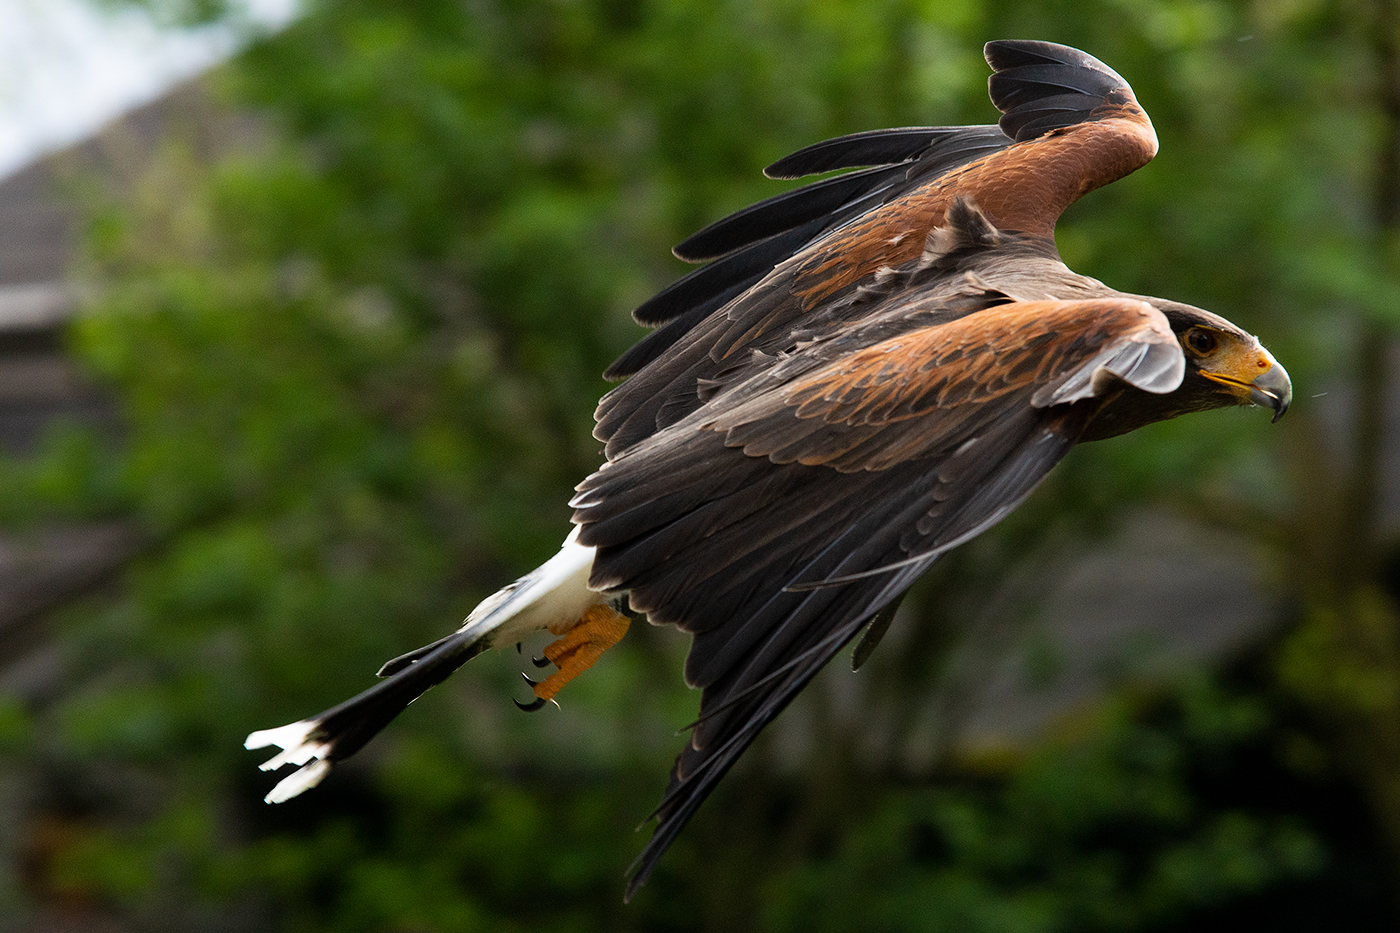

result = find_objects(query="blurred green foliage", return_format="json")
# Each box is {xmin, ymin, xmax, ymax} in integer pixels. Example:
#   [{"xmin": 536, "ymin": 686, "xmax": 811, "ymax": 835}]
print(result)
[
  {"xmin": 765, "ymin": 681, "xmax": 1325, "ymax": 933},
  {"xmin": 5, "ymin": 0, "xmax": 1400, "ymax": 929}
]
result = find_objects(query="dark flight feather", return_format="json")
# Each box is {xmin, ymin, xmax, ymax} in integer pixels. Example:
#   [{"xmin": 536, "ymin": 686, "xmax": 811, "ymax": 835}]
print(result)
[
  {"xmin": 763, "ymin": 126, "xmax": 979, "ymax": 180},
  {"xmin": 672, "ymin": 164, "xmax": 907, "ymax": 263}
]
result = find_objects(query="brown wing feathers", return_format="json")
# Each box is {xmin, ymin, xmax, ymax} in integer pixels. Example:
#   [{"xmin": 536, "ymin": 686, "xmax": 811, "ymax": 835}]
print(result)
[
  {"xmin": 597, "ymin": 39, "xmax": 1157, "ymax": 458},
  {"xmin": 581, "ymin": 299, "xmax": 1177, "ymax": 638},
  {"xmin": 607, "ymin": 392, "xmax": 1089, "ymax": 897},
  {"xmin": 608, "ymin": 128, "xmax": 1013, "ymax": 380},
  {"xmin": 584, "ymin": 296, "xmax": 1181, "ymax": 895},
  {"xmin": 577, "ymin": 39, "xmax": 1174, "ymax": 896}
]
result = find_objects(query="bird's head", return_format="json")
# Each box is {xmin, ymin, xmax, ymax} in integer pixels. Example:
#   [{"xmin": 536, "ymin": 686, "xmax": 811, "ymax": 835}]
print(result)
[
  {"xmin": 1163, "ymin": 303, "xmax": 1291, "ymax": 422},
  {"xmin": 1081, "ymin": 300, "xmax": 1290, "ymax": 442}
]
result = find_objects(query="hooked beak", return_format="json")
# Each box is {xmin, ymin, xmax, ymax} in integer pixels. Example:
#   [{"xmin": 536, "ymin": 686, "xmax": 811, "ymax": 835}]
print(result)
[
  {"xmin": 1200, "ymin": 345, "xmax": 1292, "ymax": 423},
  {"xmin": 1250, "ymin": 359, "xmax": 1292, "ymax": 422}
]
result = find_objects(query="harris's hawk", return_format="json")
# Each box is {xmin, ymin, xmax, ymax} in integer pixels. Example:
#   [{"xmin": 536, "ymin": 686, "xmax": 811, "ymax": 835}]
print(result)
[{"xmin": 247, "ymin": 40, "xmax": 1291, "ymax": 897}]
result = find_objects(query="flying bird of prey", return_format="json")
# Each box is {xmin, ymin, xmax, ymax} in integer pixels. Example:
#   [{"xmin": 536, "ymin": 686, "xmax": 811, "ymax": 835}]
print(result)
[{"xmin": 247, "ymin": 39, "xmax": 1291, "ymax": 896}]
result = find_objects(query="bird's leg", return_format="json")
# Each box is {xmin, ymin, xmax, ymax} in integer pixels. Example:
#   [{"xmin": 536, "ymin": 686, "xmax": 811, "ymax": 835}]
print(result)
[{"xmin": 519, "ymin": 603, "xmax": 630, "ymax": 708}]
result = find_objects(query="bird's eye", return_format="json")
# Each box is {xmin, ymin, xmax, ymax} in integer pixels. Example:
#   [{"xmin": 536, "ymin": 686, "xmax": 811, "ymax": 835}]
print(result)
[{"xmin": 1185, "ymin": 329, "xmax": 1218, "ymax": 355}]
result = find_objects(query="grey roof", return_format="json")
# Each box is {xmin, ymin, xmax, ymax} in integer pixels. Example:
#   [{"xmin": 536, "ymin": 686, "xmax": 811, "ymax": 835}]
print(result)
[
  {"xmin": 0, "ymin": 84, "xmax": 205, "ymax": 669},
  {"xmin": 0, "ymin": 160, "xmax": 73, "ymax": 288}
]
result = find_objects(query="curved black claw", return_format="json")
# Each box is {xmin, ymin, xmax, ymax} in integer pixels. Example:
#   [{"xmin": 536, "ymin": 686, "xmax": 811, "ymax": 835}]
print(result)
[
  {"xmin": 531, "ymin": 655, "xmax": 552, "ymax": 668},
  {"xmin": 521, "ymin": 672, "xmax": 540, "ymax": 687},
  {"xmin": 514, "ymin": 696, "xmax": 547, "ymax": 712}
]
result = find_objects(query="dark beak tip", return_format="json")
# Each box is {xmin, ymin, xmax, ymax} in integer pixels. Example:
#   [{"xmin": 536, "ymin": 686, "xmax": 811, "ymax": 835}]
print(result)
[{"xmin": 1253, "ymin": 361, "xmax": 1292, "ymax": 423}]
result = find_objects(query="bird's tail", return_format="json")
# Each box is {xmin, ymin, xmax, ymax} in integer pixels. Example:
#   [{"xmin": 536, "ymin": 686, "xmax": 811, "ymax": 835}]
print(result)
[{"xmin": 245, "ymin": 528, "xmax": 623, "ymax": 803}]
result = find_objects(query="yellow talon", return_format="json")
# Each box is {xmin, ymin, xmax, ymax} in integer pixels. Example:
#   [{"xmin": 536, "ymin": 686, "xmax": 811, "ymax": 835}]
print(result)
[{"xmin": 531, "ymin": 604, "xmax": 631, "ymax": 703}]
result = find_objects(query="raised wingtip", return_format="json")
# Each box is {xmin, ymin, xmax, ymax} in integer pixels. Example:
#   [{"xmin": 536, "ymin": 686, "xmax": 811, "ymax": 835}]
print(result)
[
  {"xmin": 982, "ymin": 38, "xmax": 1156, "ymax": 162},
  {"xmin": 983, "ymin": 39, "xmax": 1130, "ymax": 89}
]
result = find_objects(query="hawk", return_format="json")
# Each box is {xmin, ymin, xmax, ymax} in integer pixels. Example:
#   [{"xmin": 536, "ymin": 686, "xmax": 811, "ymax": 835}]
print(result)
[{"xmin": 247, "ymin": 39, "xmax": 1291, "ymax": 897}]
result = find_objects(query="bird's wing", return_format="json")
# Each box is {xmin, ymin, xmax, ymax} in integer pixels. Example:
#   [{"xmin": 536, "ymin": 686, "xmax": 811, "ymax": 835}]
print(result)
[
  {"xmin": 597, "ymin": 39, "xmax": 1158, "ymax": 453},
  {"xmin": 574, "ymin": 296, "xmax": 1183, "ymax": 896}
]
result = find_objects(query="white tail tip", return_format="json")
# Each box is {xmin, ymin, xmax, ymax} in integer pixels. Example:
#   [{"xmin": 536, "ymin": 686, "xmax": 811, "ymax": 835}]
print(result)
[
  {"xmin": 263, "ymin": 760, "xmax": 332, "ymax": 803},
  {"xmin": 245, "ymin": 720, "xmax": 334, "ymax": 802}
]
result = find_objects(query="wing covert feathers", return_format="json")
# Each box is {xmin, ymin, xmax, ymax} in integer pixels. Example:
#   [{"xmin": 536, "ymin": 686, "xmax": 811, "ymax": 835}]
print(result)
[
  {"xmin": 580, "ymin": 293, "xmax": 1185, "ymax": 895},
  {"xmin": 599, "ymin": 40, "xmax": 1158, "ymax": 434}
]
